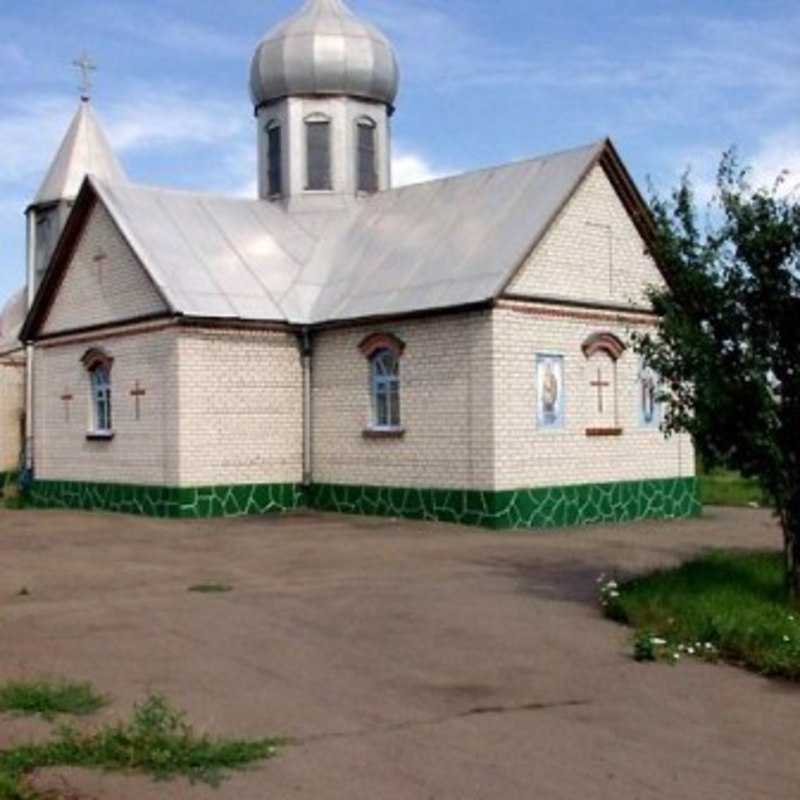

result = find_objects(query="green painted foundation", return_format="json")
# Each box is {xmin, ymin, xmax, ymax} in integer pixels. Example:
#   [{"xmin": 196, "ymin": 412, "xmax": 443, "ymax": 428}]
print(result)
[
  {"xmin": 308, "ymin": 477, "xmax": 700, "ymax": 529},
  {"xmin": 28, "ymin": 476, "xmax": 700, "ymax": 529},
  {"xmin": 29, "ymin": 480, "xmax": 304, "ymax": 519}
]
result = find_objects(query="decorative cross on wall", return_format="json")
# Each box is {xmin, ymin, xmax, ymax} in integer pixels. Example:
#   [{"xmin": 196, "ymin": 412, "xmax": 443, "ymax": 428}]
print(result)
[
  {"xmin": 130, "ymin": 381, "xmax": 147, "ymax": 421},
  {"xmin": 590, "ymin": 368, "xmax": 610, "ymax": 414},
  {"xmin": 60, "ymin": 389, "xmax": 74, "ymax": 423}
]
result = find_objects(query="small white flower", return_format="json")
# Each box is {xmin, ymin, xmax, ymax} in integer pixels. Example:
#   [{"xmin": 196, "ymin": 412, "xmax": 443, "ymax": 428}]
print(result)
[
  {"xmin": 783, "ymin": 635, "xmax": 791, "ymax": 643},
  {"xmin": 650, "ymin": 637, "xmax": 667, "ymax": 646},
  {"xmin": 687, "ymin": 647, "xmax": 695, "ymax": 655},
  {"xmin": 673, "ymin": 653, "xmax": 680, "ymax": 661},
  {"xmin": 705, "ymin": 643, "xmax": 713, "ymax": 650},
  {"xmin": 606, "ymin": 580, "xmax": 618, "ymax": 589},
  {"xmin": 596, "ymin": 574, "xmax": 606, "ymax": 584},
  {"xmin": 609, "ymin": 590, "xmax": 620, "ymax": 599}
]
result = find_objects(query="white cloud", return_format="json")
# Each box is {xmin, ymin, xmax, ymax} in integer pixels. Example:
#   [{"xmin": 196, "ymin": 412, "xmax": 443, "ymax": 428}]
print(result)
[
  {"xmin": 105, "ymin": 90, "xmax": 245, "ymax": 153},
  {"xmin": 391, "ymin": 151, "xmax": 450, "ymax": 187},
  {"xmin": 0, "ymin": 86, "xmax": 248, "ymax": 189}
]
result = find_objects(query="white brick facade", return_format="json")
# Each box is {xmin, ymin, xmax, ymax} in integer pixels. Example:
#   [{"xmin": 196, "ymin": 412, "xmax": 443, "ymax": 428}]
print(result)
[
  {"xmin": 311, "ymin": 312, "xmax": 494, "ymax": 490},
  {"xmin": 0, "ymin": 360, "xmax": 25, "ymax": 473},
  {"xmin": 508, "ymin": 164, "xmax": 665, "ymax": 308},
  {"xmin": 33, "ymin": 324, "xmax": 303, "ymax": 488},
  {"xmin": 27, "ymin": 151, "xmax": 694, "ymax": 506},
  {"xmin": 176, "ymin": 328, "xmax": 303, "ymax": 486},
  {"xmin": 42, "ymin": 202, "xmax": 166, "ymax": 335},
  {"xmin": 491, "ymin": 304, "xmax": 693, "ymax": 491},
  {"xmin": 34, "ymin": 325, "xmax": 180, "ymax": 485}
]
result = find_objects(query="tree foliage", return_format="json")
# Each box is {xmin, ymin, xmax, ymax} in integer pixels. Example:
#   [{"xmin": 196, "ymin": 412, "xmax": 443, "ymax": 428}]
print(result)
[{"xmin": 634, "ymin": 153, "xmax": 800, "ymax": 589}]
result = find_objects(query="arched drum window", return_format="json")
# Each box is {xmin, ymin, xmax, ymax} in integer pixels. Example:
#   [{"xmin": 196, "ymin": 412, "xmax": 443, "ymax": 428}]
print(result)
[
  {"xmin": 305, "ymin": 114, "xmax": 332, "ymax": 191},
  {"xmin": 356, "ymin": 117, "xmax": 378, "ymax": 193}
]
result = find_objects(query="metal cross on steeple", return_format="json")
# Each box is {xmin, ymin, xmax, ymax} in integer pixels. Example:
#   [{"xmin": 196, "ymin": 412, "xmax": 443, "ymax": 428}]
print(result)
[{"xmin": 73, "ymin": 51, "xmax": 97, "ymax": 101}]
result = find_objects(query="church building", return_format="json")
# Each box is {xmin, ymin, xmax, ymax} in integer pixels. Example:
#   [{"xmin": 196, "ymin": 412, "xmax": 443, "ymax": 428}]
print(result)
[{"xmin": 7, "ymin": 0, "xmax": 699, "ymax": 527}]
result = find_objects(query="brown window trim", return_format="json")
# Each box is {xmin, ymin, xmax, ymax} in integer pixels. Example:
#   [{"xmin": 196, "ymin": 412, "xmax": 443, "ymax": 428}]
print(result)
[
  {"xmin": 358, "ymin": 332, "xmax": 406, "ymax": 359},
  {"xmin": 81, "ymin": 347, "xmax": 114, "ymax": 372},
  {"xmin": 582, "ymin": 332, "xmax": 627, "ymax": 361},
  {"xmin": 585, "ymin": 427, "xmax": 623, "ymax": 437}
]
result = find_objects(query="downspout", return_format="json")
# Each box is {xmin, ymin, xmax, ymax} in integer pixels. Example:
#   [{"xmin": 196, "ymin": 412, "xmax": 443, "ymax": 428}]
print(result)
[
  {"xmin": 23, "ymin": 208, "xmax": 36, "ymax": 474},
  {"xmin": 301, "ymin": 327, "xmax": 313, "ymax": 490}
]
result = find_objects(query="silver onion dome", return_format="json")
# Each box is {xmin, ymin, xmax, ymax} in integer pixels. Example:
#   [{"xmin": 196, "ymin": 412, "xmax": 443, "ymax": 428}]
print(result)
[{"xmin": 250, "ymin": 0, "xmax": 399, "ymax": 110}]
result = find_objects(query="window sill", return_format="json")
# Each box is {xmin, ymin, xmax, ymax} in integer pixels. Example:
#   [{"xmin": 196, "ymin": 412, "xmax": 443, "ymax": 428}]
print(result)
[
  {"xmin": 86, "ymin": 431, "xmax": 115, "ymax": 442},
  {"xmin": 585, "ymin": 427, "xmax": 623, "ymax": 438},
  {"xmin": 363, "ymin": 427, "xmax": 405, "ymax": 440}
]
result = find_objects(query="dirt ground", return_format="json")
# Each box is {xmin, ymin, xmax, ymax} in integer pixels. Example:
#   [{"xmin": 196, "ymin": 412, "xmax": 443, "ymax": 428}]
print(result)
[{"xmin": 0, "ymin": 506, "xmax": 796, "ymax": 800}]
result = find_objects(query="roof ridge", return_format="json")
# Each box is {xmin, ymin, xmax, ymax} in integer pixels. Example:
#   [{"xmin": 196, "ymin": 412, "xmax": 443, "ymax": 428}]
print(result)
[{"xmin": 380, "ymin": 139, "xmax": 608, "ymax": 195}]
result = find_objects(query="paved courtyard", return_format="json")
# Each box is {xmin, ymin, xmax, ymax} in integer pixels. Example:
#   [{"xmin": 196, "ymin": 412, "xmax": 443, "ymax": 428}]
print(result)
[{"xmin": 0, "ymin": 506, "xmax": 797, "ymax": 799}]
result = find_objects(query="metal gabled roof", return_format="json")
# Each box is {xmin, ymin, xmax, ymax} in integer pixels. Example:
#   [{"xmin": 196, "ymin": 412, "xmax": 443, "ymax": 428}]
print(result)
[
  {"xmin": 294, "ymin": 140, "xmax": 605, "ymax": 323},
  {"xmin": 92, "ymin": 179, "xmax": 327, "ymax": 322},
  {"xmin": 32, "ymin": 101, "xmax": 127, "ymax": 207},
  {"xmin": 24, "ymin": 139, "xmax": 618, "ymax": 339}
]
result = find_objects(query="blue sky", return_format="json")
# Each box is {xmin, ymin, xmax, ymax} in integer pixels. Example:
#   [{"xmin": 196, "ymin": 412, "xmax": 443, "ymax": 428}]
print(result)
[{"xmin": 1, "ymin": 0, "xmax": 798, "ymax": 304}]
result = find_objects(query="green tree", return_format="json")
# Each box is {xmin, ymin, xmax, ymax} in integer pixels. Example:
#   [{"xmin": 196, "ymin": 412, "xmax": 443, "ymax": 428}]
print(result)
[{"xmin": 634, "ymin": 153, "xmax": 800, "ymax": 592}]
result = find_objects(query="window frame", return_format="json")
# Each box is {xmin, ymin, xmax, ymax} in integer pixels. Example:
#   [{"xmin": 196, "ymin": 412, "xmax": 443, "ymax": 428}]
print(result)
[
  {"xmin": 359, "ymin": 333, "xmax": 406, "ymax": 436},
  {"xmin": 304, "ymin": 113, "xmax": 333, "ymax": 192},
  {"xmin": 266, "ymin": 120, "xmax": 283, "ymax": 198},
  {"xmin": 81, "ymin": 348, "xmax": 114, "ymax": 440},
  {"xmin": 356, "ymin": 116, "xmax": 378, "ymax": 194},
  {"xmin": 370, "ymin": 348, "xmax": 401, "ymax": 431}
]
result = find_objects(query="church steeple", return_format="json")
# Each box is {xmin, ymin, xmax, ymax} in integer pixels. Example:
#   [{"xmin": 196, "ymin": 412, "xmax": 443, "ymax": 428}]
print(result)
[
  {"xmin": 26, "ymin": 97, "xmax": 126, "ymax": 306},
  {"xmin": 32, "ymin": 100, "xmax": 126, "ymax": 208}
]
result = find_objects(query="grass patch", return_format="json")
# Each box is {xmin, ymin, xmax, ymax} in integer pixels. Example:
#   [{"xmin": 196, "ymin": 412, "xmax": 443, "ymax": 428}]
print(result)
[
  {"xmin": 187, "ymin": 584, "xmax": 233, "ymax": 594},
  {"xmin": 697, "ymin": 467, "xmax": 770, "ymax": 508},
  {"xmin": 0, "ymin": 694, "xmax": 281, "ymax": 799},
  {"xmin": 0, "ymin": 682, "xmax": 107, "ymax": 721},
  {"xmin": 602, "ymin": 550, "xmax": 800, "ymax": 679}
]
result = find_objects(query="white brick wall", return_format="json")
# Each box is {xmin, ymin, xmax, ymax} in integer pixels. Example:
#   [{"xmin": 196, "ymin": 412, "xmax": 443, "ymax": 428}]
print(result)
[
  {"xmin": 34, "ymin": 326, "xmax": 180, "ymax": 485},
  {"xmin": 42, "ymin": 202, "xmax": 167, "ymax": 335},
  {"xmin": 0, "ymin": 360, "xmax": 25, "ymax": 472},
  {"xmin": 33, "ymin": 324, "xmax": 304, "ymax": 488},
  {"xmin": 311, "ymin": 312, "xmax": 495, "ymax": 490},
  {"xmin": 176, "ymin": 328, "xmax": 303, "ymax": 486},
  {"xmin": 508, "ymin": 164, "xmax": 666, "ymax": 308},
  {"xmin": 491, "ymin": 304, "xmax": 694, "ymax": 490}
]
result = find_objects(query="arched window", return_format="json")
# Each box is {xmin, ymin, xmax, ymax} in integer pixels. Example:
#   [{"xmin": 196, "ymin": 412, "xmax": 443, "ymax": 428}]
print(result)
[
  {"xmin": 370, "ymin": 349, "xmax": 400, "ymax": 429},
  {"xmin": 81, "ymin": 349, "xmax": 113, "ymax": 436},
  {"xmin": 305, "ymin": 114, "xmax": 332, "ymax": 191},
  {"xmin": 91, "ymin": 365, "xmax": 112, "ymax": 434},
  {"xmin": 356, "ymin": 118, "xmax": 378, "ymax": 193},
  {"xmin": 266, "ymin": 121, "xmax": 282, "ymax": 197}
]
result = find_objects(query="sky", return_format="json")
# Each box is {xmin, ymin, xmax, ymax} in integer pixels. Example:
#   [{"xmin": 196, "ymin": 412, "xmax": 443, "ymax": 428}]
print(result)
[{"xmin": 1, "ymin": 0, "xmax": 799, "ymax": 305}]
